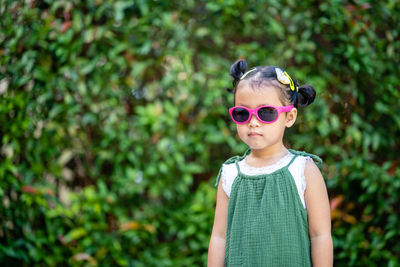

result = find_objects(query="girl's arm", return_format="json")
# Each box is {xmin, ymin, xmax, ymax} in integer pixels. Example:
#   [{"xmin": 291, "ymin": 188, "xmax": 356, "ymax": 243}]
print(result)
[
  {"xmin": 304, "ymin": 160, "xmax": 333, "ymax": 267},
  {"xmin": 207, "ymin": 179, "xmax": 229, "ymax": 267}
]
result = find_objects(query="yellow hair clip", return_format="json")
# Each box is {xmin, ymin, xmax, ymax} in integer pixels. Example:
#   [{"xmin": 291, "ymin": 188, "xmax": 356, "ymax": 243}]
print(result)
[{"xmin": 275, "ymin": 68, "xmax": 298, "ymax": 92}]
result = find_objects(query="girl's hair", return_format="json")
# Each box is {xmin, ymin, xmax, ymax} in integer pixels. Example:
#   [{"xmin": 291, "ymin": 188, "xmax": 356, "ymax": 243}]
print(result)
[{"xmin": 228, "ymin": 59, "xmax": 316, "ymax": 108}]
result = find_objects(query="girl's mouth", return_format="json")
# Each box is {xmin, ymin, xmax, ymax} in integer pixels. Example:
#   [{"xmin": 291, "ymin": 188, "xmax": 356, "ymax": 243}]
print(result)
[{"xmin": 248, "ymin": 132, "xmax": 262, "ymax": 137}]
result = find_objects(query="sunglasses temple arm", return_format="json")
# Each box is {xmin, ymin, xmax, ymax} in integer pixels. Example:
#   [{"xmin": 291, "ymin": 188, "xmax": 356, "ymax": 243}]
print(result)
[{"xmin": 281, "ymin": 105, "xmax": 294, "ymax": 112}]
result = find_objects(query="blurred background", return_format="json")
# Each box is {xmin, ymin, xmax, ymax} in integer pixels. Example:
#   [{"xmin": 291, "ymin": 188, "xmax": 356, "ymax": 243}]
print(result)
[{"xmin": 1, "ymin": 0, "xmax": 399, "ymax": 266}]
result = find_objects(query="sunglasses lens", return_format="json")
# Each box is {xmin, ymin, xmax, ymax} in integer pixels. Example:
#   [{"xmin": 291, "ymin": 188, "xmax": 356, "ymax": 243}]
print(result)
[
  {"xmin": 232, "ymin": 108, "xmax": 250, "ymax": 123},
  {"xmin": 258, "ymin": 107, "xmax": 278, "ymax": 122}
]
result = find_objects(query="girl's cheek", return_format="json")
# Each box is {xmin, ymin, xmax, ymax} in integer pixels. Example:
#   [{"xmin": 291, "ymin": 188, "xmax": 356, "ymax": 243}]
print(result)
[{"xmin": 236, "ymin": 125, "xmax": 246, "ymax": 139}]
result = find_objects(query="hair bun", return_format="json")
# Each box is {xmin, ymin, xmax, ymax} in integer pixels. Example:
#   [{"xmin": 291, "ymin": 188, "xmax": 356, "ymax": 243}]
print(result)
[
  {"xmin": 230, "ymin": 59, "xmax": 248, "ymax": 81},
  {"xmin": 297, "ymin": 85, "xmax": 316, "ymax": 107}
]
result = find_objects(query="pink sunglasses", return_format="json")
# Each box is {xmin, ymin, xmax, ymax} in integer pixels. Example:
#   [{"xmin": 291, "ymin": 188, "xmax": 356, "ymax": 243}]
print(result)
[{"xmin": 229, "ymin": 105, "xmax": 294, "ymax": 124}]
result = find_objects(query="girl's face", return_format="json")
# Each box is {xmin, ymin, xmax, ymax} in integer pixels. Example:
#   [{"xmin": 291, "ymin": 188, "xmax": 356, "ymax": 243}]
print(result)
[{"xmin": 234, "ymin": 82, "xmax": 297, "ymax": 153}]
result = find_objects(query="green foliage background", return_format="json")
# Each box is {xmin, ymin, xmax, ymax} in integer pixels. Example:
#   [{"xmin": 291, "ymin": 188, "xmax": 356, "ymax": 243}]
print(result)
[{"xmin": 1, "ymin": 0, "xmax": 399, "ymax": 266}]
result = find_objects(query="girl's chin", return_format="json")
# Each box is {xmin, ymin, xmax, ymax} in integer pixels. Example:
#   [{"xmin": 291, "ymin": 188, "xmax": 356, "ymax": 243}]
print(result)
[
  {"xmin": 249, "ymin": 147, "xmax": 267, "ymax": 151},
  {"xmin": 245, "ymin": 143, "xmax": 268, "ymax": 150}
]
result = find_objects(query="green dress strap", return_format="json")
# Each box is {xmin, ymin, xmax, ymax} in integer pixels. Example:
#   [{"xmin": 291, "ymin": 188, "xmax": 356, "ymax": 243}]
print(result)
[
  {"xmin": 288, "ymin": 149, "xmax": 323, "ymax": 166},
  {"xmin": 214, "ymin": 149, "xmax": 251, "ymax": 187}
]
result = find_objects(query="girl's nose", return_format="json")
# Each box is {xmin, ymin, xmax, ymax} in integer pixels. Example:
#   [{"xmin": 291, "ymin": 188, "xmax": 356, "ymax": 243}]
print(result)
[{"xmin": 248, "ymin": 113, "xmax": 260, "ymax": 127}]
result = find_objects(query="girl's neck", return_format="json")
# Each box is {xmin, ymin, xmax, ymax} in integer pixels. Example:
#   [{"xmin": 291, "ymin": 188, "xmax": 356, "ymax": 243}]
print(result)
[{"xmin": 247, "ymin": 144, "xmax": 289, "ymax": 167}]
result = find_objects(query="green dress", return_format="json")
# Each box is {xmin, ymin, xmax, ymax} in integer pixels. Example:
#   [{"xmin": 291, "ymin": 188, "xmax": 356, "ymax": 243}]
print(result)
[{"xmin": 215, "ymin": 149, "xmax": 322, "ymax": 267}]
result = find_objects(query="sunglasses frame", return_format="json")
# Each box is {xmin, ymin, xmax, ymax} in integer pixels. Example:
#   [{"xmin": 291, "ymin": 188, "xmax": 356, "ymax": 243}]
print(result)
[{"xmin": 229, "ymin": 105, "xmax": 294, "ymax": 124}]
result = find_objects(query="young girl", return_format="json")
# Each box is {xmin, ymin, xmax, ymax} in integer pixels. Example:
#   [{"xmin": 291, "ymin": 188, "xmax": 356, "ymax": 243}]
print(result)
[{"xmin": 208, "ymin": 59, "xmax": 333, "ymax": 266}]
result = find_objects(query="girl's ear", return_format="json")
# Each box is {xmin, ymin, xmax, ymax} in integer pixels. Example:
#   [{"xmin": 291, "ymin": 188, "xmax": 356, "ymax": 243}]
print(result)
[{"xmin": 285, "ymin": 107, "xmax": 297, "ymax": 128}]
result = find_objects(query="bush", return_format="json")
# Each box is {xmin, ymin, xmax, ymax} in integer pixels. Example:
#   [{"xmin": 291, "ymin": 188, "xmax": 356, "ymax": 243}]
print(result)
[{"xmin": 1, "ymin": 0, "xmax": 399, "ymax": 266}]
